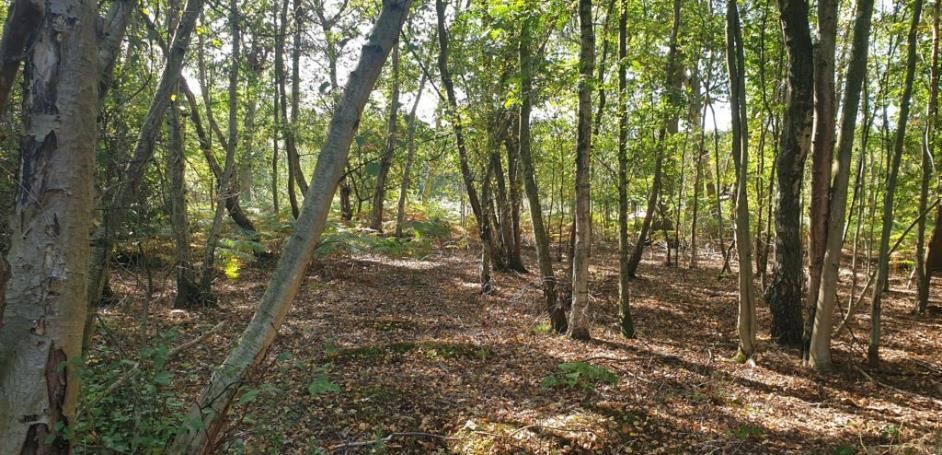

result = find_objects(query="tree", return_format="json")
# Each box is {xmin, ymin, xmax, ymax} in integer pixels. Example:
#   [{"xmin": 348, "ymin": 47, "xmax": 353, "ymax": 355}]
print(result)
[
  {"xmin": 518, "ymin": 7, "xmax": 566, "ymax": 332},
  {"xmin": 436, "ymin": 0, "xmax": 498, "ymax": 293},
  {"xmin": 915, "ymin": 0, "xmax": 940, "ymax": 315},
  {"xmin": 0, "ymin": 0, "xmax": 98, "ymax": 451},
  {"xmin": 624, "ymin": 0, "xmax": 682, "ymax": 278},
  {"xmin": 617, "ymin": 0, "xmax": 634, "ymax": 337},
  {"xmin": 568, "ymin": 0, "xmax": 594, "ymax": 341},
  {"xmin": 0, "ymin": 0, "xmax": 42, "ymax": 110},
  {"xmin": 726, "ymin": 0, "xmax": 756, "ymax": 362},
  {"xmin": 169, "ymin": 2, "xmax": 412, "ymax": 451},
  {"xmin": 371, "ymin": 42, "xmax": 401, "ymax": 232},
  {"xmin": 806, "ymin": 0, "xmax": 838, "ymax": 357},
  {"xmin": 869, "ymin": 0, "xmax": 923, "ymax": 365},
  {"xmin": 809, "ymin": 0, "xmax": 876, "ymax": 371},
  {"xmin": 766, "ymin": 0, "xmax": 814, "ymax": 348},
  {"xmin": 84, "ymin": 0, "xmax": 207, "ymax": 349}
]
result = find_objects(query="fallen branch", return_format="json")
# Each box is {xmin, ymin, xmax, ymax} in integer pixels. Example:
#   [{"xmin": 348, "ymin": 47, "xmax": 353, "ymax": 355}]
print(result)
[{"xmin": 82, "ymin": 321, "xmax": 226, "ymax": 409}]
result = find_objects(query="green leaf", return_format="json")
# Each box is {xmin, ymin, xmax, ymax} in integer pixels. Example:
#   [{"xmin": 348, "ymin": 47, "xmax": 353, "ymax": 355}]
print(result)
[
  {"xmin": 307, "ymin": 373, "xmax": 341, "ymax": 396},
  {"xmin": 238, "ymin": 388, "xmax": 260, "ymax": 406}
]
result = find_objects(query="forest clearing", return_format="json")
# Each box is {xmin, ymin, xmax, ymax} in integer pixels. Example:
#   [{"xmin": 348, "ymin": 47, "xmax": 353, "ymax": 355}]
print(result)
[
  {"xmin": 3, "ymin": 0, "xmax": 942, "ymax": 452},
  {"xmin": 86, "ymin": 231, "xmax": 942, "ymax": 453}
]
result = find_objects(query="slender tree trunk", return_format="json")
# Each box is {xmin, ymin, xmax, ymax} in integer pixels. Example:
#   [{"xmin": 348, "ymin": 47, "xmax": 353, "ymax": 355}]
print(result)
[
  {"xmin": 808, "ymin": 0, "xmax": 875, "ymax": 370},
  {"xmin": 436, "ymin": 0, "xmax": 497, "ymax": 293},
  {"xmin": 916, "ymin": 0, "xmax": 940, "ymax": 314},
  {"xmin": 726, "ymin": 0, "xmax": 756, "ymax": 362},
  {"xmin": 568, "ymin": 0, "xmax": 594, "ymax": 341},
  {"xmin": 97, "ymin": 0, "xmax": 135, "ymax": 100},
  {"xmin": 168, "ymin": 3, "xmax": 411, "ymax": 452},
  {"xmin": 0, "ymin": 0, "xmax": 43, "ymax": 111},
  {"xmin": 869, "ymin": 0, "xmax": 923, "ymax": 365},
  {"xmin": 519, "ymin": 13, "xmax": 566, "ymax": 332},
  {"xmin": 625, "ymin": 0, "xmax": 681, "ymax": 278},
  {"xmin": 0, "ymin": 0, "xmax": 97, "ymax": 451},
  {"xmin": 371, "ymin": 43, "xmax": 400, "ymax": 232},
  {"xmin": 197, "ymin": 0, "xmax": 241, "ymax": 296},
  {"xmin": 767, "ymin": 0, "xmax": 814, "ymax": 348},
  {"xmin": 278, "ymin": 0, "xmax": 300, "ymax": 217},
  {"xmin": 395, "ymin": 73, "xmax": 427, "ymax": 238},
  {"xmin": 83, "ymin": 0, "xmax": 206, "ymax": 351},
  {"xmin": 288, "ymin": 0, "xmax": 308, "ymax": 193},
  {"xmin": 806, "ymin": 0, "xmax": 838, "ymax": 358},
  {"xmin": 617, "ymin": 0, "xmax": 634, "ymax": 337},
  {"xmin": 167, "ymin": 85, "xmax": 202, "ymax": 308}
]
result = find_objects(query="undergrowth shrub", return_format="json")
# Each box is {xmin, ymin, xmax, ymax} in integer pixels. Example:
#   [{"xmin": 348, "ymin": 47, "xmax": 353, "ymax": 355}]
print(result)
[{"xmin": 74, "ymin": 331, "xmax": 185, "ymax": 453}]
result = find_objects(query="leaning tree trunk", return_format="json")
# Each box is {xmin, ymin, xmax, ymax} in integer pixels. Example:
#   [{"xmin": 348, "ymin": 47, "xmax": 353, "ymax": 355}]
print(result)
[
  {"xmin": 869, "ymin": 0, "xmax": 923, "ymax": 365},
  {"xmin": 84, "ymin": 0, "xmax": 206, "ymax": 351},
  {"xmin": 625, "ymin": 0, "xmax": 681, "ymax": 278},
  {"xmin": 808, "ymin": 0, "xmax": 875, "ymax": 371},
  {"xmin": 519, "ymin": 13, "xmax": 566, "ymax": 332},
  {"xmin": 568, "ymin": 0, "xmax": 594, "ymax": 341},
  {"xmin": 136, "ymin": 15, "xmax": 259, "ymax": 234},
  {"xmin": 371, "ymin": 43, "xmax": 400, "ymax": 232},
  {"xmin": 168, "ymin": 3, "xmax": 411, "ymax": 452},
  {"xmin": 0, "ymin": 0, "xmax": 97, "ymax": 451},
  {"xmin": 617, "ymin": 0, "xmax": 635, "ymax": 337},
  {"xmin": 766, "ymin": 0, "xmax": 814, "ymax": 348},
  {"xmin": 805, "ymin": 0, "xmax": 838, "ymax": 359},
  {"xmin": 726, "ymin": 0, "xmax": 757, "ymax": 362}
]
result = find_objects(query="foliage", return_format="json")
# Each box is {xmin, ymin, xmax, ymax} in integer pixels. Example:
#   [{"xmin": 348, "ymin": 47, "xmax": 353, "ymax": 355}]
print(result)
[
  {"xmin": 540, "ymin": 362, "xmax": 618, "ymax": 390},
  {"xmin": 74, "ymin": 332, "xmax": 185, "ymax": 453}
]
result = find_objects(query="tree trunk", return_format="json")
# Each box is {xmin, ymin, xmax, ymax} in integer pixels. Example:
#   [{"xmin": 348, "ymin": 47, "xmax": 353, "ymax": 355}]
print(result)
[
  {"xmin": 808, "ymin": 0, "xmax": 875, "ymax": 370},
  {"xmin": 726, "ymin": 0, "xmax": 756, "ymax": 362},
  {"xmin": 198, "ymin": 0, "xmax": 242, "ymax": 295},
  {"xmin": 617, "ymin": 0, "xmax": 634, "ymax": 337},
  {"xmin": 167, "ymin": 84, "xmax": 202, "ymax": 308},
  {"xmin": 436, "ymin": 0, "xmax": 497, "ymax": 294},
  {"xmin": 519, "ymin": 14, "xmax": 566, "ymax": 333},
  {"xmin": 916, "ymin": 0, "xmax": 940, "ymax": 315},
  {"xmin": 0, "ymin": 0, "xmax": 43, "ymax": 111},
  {"xmin": 395, "ymin": 72, "xmax": 428, "ymax": 238},
  {"xmin": 625, "ymin": 0, "xmax": 681, "ymax": 278},
  {"xmin": 806, "ymin": 0, "xmax": 838, "ymax": 358},
  {"xmin": 0, "ymin": 0, "xmax": 97, "ymax": 451},
  {"xmin": 568, "ymin": 0, "xmax": 594, "ymax": 341},
  {"xmin": 84, "ymin": 0, "xmax": 206, "ymax": 351},
  {"xmin": 869, "ymin": 0, "xmax": 923, "ymax": 365},
  {"xmin": 278, "ymin": 0, "xmax": 300, "ymax": 217},
  {"xmin": 766, "ymin": 0, "xmax": 814, "ymax": 348},
  {"xmin": 97, "ymin": 0, "xmax": 135, "ymax": 100},
  {"xmin": 371, "ymin": 43, "xmax": 400, "ymax": 232},
  {"xmin": 168, "ymin": 3, "xmax": 411, "ymax": 452},
  {"xmin": 288, "ymin": 0, "xmax": 308, "ymax": 193}
]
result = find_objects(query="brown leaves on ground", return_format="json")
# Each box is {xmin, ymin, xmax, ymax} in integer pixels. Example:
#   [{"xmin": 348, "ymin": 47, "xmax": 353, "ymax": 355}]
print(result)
[{"xmin": 94, "ymin": 244, "xmax": 942, "ymax": 454}]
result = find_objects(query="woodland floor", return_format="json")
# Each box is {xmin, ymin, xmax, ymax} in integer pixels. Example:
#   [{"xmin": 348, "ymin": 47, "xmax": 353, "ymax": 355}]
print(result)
[{"xmin": 90, "ymin": 233, "xmax": 942, "ymax": 454}]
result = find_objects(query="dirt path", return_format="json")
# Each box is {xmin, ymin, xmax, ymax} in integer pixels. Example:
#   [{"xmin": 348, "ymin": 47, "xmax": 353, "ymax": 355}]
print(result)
[{"xmin": 97, "ymin": 245, "xmax": 942, "ymax": 453}]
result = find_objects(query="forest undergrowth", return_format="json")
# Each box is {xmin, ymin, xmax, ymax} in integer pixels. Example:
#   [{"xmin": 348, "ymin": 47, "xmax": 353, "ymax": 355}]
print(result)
[{"xmin": 82, "ymin": 230, "xmax": 942, "ymax": 454}]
